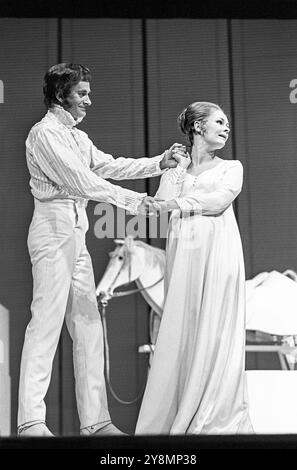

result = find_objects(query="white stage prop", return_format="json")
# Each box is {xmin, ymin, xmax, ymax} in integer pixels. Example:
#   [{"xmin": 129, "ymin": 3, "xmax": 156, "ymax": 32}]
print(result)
[
  {"xmin": 0, "ymin": 304, "xmax": 10, "ymax": 436},
  {"xmin": 246, "ymin": 270, "xmax": 297, "ymax": 336},
  {"xmin": 247, "ymin": 370, "xmax": 297, "ymax": 434}
]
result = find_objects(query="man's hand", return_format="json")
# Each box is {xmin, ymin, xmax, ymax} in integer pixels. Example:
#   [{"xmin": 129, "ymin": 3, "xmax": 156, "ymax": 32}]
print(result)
[{"xmin": 159, "ymin": 143, "xmax": 188, "ymax": 170}]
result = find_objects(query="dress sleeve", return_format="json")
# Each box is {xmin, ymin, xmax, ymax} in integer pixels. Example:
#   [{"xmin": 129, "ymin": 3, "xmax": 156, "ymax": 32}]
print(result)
[
  {"xmin": 174, "ymin": 161, "xmax": 243, "ymax": 216},
  {"xmin": 31, "ymin": 126, "xmax": 146, "ymax": 214},
  {"xmin": 89, "ymin": 138, "xmax": 164, "ymax": 179},
  {"xmin": 154, "ymin": 165, "xmax": 187, "ymax": 200}
]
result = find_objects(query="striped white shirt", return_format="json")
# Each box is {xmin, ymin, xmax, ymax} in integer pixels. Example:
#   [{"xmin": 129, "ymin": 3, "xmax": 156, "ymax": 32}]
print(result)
[{"xmin": 26, "ymin": 105, "xmax": 164, "ymax": 214}]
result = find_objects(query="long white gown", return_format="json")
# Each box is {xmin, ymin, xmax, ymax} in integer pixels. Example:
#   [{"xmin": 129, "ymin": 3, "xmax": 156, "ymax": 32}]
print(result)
[{"xmin": 135, "ymin": 159, "xmax": 254, "ymax": 435}]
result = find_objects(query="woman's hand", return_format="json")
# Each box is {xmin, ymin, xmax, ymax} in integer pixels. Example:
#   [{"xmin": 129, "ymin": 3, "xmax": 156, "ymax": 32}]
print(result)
[
  {"xmin": 152, "ymin": 200, "xmax": 168, "ymax": 214},
  {"xmin": 136, "ymin": 196, "xmax": 156, "ymax": 216},
  {"xmin": 173, "ymin": 149, "xmax": 191, "ymax": 169}
]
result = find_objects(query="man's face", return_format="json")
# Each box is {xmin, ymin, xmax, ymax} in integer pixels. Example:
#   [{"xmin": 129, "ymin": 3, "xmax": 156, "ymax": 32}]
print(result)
[{"xmin": 63, "ymin": 81, "xmax": 92, "ymax": 121}]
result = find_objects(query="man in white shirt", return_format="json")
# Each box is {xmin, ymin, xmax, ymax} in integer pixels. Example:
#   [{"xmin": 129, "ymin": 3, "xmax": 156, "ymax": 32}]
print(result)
[{"xmin": 17, "ymin": 63, "xmax": 186, "ymax": 436}]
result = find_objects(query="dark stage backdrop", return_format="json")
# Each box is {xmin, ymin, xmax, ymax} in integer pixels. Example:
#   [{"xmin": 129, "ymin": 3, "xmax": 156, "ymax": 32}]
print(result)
[{"xmin": 0, "ymin": 18, "xmax": 297, "ymax": 435}]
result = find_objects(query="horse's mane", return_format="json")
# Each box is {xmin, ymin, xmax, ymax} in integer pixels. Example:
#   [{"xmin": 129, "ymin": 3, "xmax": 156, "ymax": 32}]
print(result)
[{"xmin": 133, "ymin": 240, "xmax": 166, "ymax": 268}]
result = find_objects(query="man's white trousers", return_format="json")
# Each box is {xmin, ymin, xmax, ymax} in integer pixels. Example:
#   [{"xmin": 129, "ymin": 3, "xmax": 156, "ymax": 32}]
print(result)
[{"xmin": 18, "ymin": 199, "xmax": 110, "ymax": 430}]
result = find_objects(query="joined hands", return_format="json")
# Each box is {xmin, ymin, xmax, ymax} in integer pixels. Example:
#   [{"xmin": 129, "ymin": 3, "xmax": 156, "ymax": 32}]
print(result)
[
  {"xmin": 137, "ymin": 197, "xmax": 174, "ymax": 216},
  {"xmin": 159, "ymin": 142, "xmax": 191, "ymax": 170}
]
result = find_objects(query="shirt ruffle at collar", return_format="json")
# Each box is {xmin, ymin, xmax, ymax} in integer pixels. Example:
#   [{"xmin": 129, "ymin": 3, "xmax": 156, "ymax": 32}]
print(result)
[{"xmin": 49, "ymin": 105, "xmax": 83, "ymax": 128}]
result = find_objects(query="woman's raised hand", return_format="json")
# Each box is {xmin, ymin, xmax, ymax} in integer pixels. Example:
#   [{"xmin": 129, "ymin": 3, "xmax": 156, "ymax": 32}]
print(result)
[{"xmin": 172, "ymin": 148, "xmax": 191, "ymax": 169}]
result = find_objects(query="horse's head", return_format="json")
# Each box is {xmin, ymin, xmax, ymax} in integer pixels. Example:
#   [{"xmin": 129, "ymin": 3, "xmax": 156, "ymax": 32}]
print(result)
[{"xmin": 96, "ymin": 236, "xmax": 145, "ymax": 301}]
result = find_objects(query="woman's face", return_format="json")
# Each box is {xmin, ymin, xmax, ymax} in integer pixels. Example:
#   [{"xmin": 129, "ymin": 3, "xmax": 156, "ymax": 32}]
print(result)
[{"xmin": 198, "ymin": 109, "xmax": 230, "ymax": 150}]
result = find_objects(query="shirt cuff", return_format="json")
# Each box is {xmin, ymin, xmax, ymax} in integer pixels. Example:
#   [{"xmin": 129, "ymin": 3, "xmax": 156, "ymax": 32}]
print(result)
[
  {"xmin": 115, "ymin": 188, "xmax": 147, "ymax": 215},
  {"xmin": 151, "ymin": 154, "xmax": 166, "ymax": 175}
]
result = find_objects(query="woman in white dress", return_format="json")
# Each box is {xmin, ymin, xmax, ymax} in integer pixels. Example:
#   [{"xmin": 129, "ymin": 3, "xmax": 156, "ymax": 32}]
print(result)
[{"xmin": 135, "ymin": 102, "xmax": 254, "ymax": 435}]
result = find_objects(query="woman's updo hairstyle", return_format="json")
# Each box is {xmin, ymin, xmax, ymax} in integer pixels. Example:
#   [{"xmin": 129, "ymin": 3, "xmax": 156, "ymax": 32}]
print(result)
[{"xmin": 177, "ymin": 101, "xmax": 223, "ymax": 145}]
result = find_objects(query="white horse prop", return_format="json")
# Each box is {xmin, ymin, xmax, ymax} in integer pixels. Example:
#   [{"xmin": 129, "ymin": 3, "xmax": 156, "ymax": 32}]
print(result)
[
  {"xmin": 96, "ymin": 236, "xmax": 166, "ymax": 404},
  {"xmin": 96, "ymin": 236, "xmax": 297, "ymax": 369}
]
